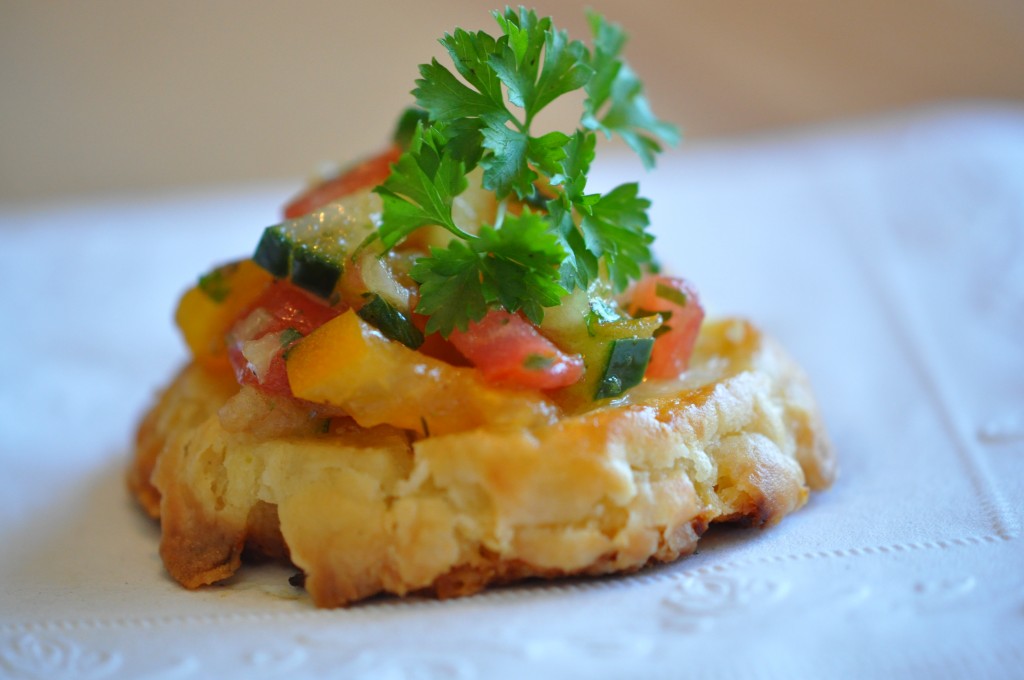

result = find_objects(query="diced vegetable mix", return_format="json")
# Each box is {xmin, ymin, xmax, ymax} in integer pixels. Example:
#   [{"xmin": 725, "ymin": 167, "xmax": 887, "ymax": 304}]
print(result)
[
  {"xmin": 176, "ymin": 8, "xmax": 705, "ymax": 416},
  {"xmin": 356, "ymin": 294, "xmax": 424, "ymax": 349}
]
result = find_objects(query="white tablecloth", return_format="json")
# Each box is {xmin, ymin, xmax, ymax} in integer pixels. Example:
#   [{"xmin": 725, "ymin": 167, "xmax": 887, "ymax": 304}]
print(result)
[{"xmin": 1, "ymin": 105, "xmax": 1022, "ymax": 679}]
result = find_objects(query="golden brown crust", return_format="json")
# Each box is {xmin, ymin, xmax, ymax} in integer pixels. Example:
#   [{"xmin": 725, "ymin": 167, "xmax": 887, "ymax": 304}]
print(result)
[
  {"xmin": 129, "ymin": 365, "xmax": 238, "ymax": 519},
  {"xmin": 130, "ymin": 318, "xmax": 835, "ymax": 607}
]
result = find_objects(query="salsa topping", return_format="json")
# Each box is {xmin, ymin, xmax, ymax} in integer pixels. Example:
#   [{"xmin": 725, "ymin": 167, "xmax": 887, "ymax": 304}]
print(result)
[
  {"xmin": 369, "ymin": 7, "xmax": 679, "ymax": 335},
  {"xmin": 179, "ymin": 8, "xmax": 704, "ymax": 404}
]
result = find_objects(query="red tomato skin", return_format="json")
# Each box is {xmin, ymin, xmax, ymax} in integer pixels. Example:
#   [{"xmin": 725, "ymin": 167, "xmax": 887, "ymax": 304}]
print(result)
[
  {"xmin": 628, "ymin": 275, "xmax": 705, "ymax": 379},
  {"xmin": 283, "ymin": 146, "xmax": 400, "ymax": 219},
  {"xmin": 226, "ymin": 281, "xmax": 342, "ymax": 396},
  {"xmin": 409, "ymin": 312, "xmax": 471, "ymax": 366},
  {"xmin": 448, "ymin": 310, "xmax": 584, "ymax": 390}
]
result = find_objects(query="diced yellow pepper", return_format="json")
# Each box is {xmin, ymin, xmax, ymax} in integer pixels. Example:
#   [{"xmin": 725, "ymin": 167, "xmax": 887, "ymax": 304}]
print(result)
[
  {"xmin": 175, "ymin": 259, "xmax": 274, "ymax": 371},
  {"xmin": 286, "ymin": 311, "xmax": 555, "ymax": 436}
]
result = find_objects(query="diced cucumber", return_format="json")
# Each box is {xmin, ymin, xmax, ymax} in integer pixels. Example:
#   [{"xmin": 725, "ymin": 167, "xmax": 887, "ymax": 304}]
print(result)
[
  {"xmin": 291, "ymin": 246, "xmax": 342, "ymax": 300},
  {"xmin": 251, "ymin": 194, "xmax": 381, "ymax": 299},
  {"xmin": 540, "ymin": 290, "xmax": 662, "ymax": 407},
  {"xmin": 356, "ymin": 294, "xmax": 424, "ymax": 349},
  {"xmin": 594, "ymin": 338, "xmax": 654, "ymax": 400},
  {"xmin": 253, "ymin": 226, "xmax": 292, "ymax": 278},
  {"xmin": 253, "ymin": 226, "xmax": 343, "ymax": 299}
]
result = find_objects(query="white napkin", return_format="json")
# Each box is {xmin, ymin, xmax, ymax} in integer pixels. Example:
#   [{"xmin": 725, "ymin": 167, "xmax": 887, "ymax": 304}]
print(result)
[{"xmin": 1, "ymin": 105, "xmax": 1021, "ymax": 679}]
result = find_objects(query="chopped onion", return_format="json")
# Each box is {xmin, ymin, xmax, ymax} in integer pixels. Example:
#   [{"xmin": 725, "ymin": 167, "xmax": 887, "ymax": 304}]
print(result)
[
  {"xmin": 232, "ymin": 307, "xmax": 274, "ymax": 343},
  {"xmin": 241, "ymin": 332, "xmax": 285, "ymax": 383},
  {"xmin": 360, "ymin": 252, "xmax": 411, "ymax": 312}
]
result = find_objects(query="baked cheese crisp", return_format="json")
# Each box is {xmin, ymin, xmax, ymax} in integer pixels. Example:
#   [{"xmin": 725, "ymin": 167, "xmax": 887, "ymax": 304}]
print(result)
[{"xmin": 130, "ymin": 7, "xmax": 835, "ymax": 607}]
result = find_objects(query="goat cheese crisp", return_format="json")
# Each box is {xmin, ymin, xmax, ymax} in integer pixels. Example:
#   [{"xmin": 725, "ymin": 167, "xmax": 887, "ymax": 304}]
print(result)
[{"xmin": 130, "ymin": 7, "xmax": 835, "ymax": 607}]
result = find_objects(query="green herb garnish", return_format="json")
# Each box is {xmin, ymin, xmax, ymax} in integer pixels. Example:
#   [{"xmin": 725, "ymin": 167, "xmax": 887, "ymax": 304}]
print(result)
[
  {"xmin": 654, "ymin": 282, "xmax": 688, "ymax": 308},
  {"xmin": 523, "ymin": 353, "xmax": 556, "ymax": 371},
  {"xmin": 280, "ymin": 328, "xmax": 304, "ymax": 348},
  {"xmin": 197, "ymin": 264, "xmax": 235, "ymax": 303},
  {"xmin": 372, "ymin": 7, "xmax": 677, "ymax": 336}
]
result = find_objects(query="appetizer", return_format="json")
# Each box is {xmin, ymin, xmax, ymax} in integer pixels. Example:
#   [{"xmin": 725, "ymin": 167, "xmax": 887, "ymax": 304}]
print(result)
[{"xmin": 130, "ymin": 7, "xmax": 835, "ymax": 607}]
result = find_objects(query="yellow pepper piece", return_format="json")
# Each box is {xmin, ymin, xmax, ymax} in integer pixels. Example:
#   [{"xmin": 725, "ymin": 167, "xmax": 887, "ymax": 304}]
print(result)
[
  {"xmin": 175, "ymin": 259, "xmax": 274, "ymax": 371},
  {"xmin": 286, "ymin": 311, "xmax": 556, "ymax": 436}
]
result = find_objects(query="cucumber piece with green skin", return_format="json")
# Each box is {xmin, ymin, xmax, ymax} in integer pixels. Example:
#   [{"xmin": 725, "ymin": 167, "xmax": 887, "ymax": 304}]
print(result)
[
  {"xmin": 594, "ymin": 337, "xmax": 654, "ymax": 400},
  {"xmin": 253, "ymin": 226, "xmax": 344, "ymax": 299},
  {"xmin": 357, "ymin": 294, "xmax": 424, "ymax": 349},
  {"xmin": 291, "ymin": 246, "xmax": 342, "ymax": 300},
  {"xmin": 539, "ymin": 288, "xmax": 662, "ymax": 407},
  {"xmin": 253, "ymin": 226, "xmax": 292, "ymax": 278},
  {"xmin": 251, "ymin": 199, "xmax": 379, "ymax": 299}
]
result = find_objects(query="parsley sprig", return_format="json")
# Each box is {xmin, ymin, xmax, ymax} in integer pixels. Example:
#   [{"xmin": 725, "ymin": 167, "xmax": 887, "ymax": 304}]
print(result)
[{"xmin": 374, "ymin": 7, "xmax": 678, "ymax": 336}]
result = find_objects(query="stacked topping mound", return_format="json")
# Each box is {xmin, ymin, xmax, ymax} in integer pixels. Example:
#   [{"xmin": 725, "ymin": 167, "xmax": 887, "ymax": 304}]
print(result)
[{"xmin": 130, "ymin": 7, "xmax": 835, "ymax": 607}]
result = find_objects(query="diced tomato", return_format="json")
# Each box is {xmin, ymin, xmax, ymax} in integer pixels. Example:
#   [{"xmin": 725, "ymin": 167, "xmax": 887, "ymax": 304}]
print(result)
[
  {"xmin": 627, "ymin": 275, "xmax": 705, "ymax": 379},
  {"xmin": 226, "ymin": 281, "xmax": 343, "ymax": 396},
  {"xmin": 448, "ymin": 310, "xmax": 584, "ymax": 390},
  {"xmin": 409, "ymin": 312, "xmax": 471, "ymax": 366},
  {"xmin": 282, "ymin": 146, "xmax": 401, "ymax": 219}
]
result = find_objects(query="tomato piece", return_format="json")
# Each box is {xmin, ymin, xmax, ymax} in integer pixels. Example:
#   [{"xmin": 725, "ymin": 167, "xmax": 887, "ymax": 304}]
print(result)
[
  {"xmin": 283, "ymin": 146, "xmax": 400, "ymax": 219},
  {"xmin": 627, "ymin": 275, "xmax": 704, "ymax": 379},
  {"xmin": 448, "ymin": 310, "xmax": 584, "ymax": 390},
  {"xmin": 226, "ymin": 281, "xmax": 343, "ymax": 396},
  {"xmin": 409, "ymin": 312, "xmax": 471, "ymax": 366}
]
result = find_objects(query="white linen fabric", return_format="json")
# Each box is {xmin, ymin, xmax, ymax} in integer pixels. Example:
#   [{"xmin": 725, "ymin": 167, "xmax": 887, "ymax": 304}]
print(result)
[{"xmin": 1, "ymin": 106, "xmax": 1021, "ymax": 679}]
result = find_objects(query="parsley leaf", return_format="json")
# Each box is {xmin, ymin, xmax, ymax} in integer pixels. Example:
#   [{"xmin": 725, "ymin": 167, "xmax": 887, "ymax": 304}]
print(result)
[
  {"xmin": 415, "ymin": 58, "xmax": 502, "ymax": 122},
  {"xmin": 475, "ymin": 211, "xmax": 566, "ymax": 325},
  {"xmin": 438, "ymin": 29, "xmax": 505, "ymax": 112},
  {"xmin": 490, "ymin": 9, "xmax": 548, "ymax": 112},
  {"xmin": 579, "ymin": 182, "xmax": 653, "ymax": 290},
  {"xmin": 550, "ymin": 129, "xmax": 595, "ymax": 203},
  {"xmin": 548, "ymin": 197, "xmax": 597, "ymax": 291},
  {"xmin": 410, "ymin": 241, "xmax": 489, "ymax": 335},
  {"xmin": 534, "ymin": 26, "xmax": 594, "ymax": 114},
  {"xmin": 374, "ymin": 123, "xmax": 472, "ymax": 248},
  {"xmin": 527, "ymin": 131, "xmax": 570, "ymax": 178},
  {"xmin": 480, "ymin": 124, "xmax": 533, "ymax": 198},
  {"xmin": 374, "ymin": 8, "xmax": 677, "ymax": 336},
  {"xmin": 412, "ymin": 210, "xmax": 566, "ymax": 334},
  {"xmin": 583, "ymin": 12, "xmax": 680, "ymax": 168}
]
